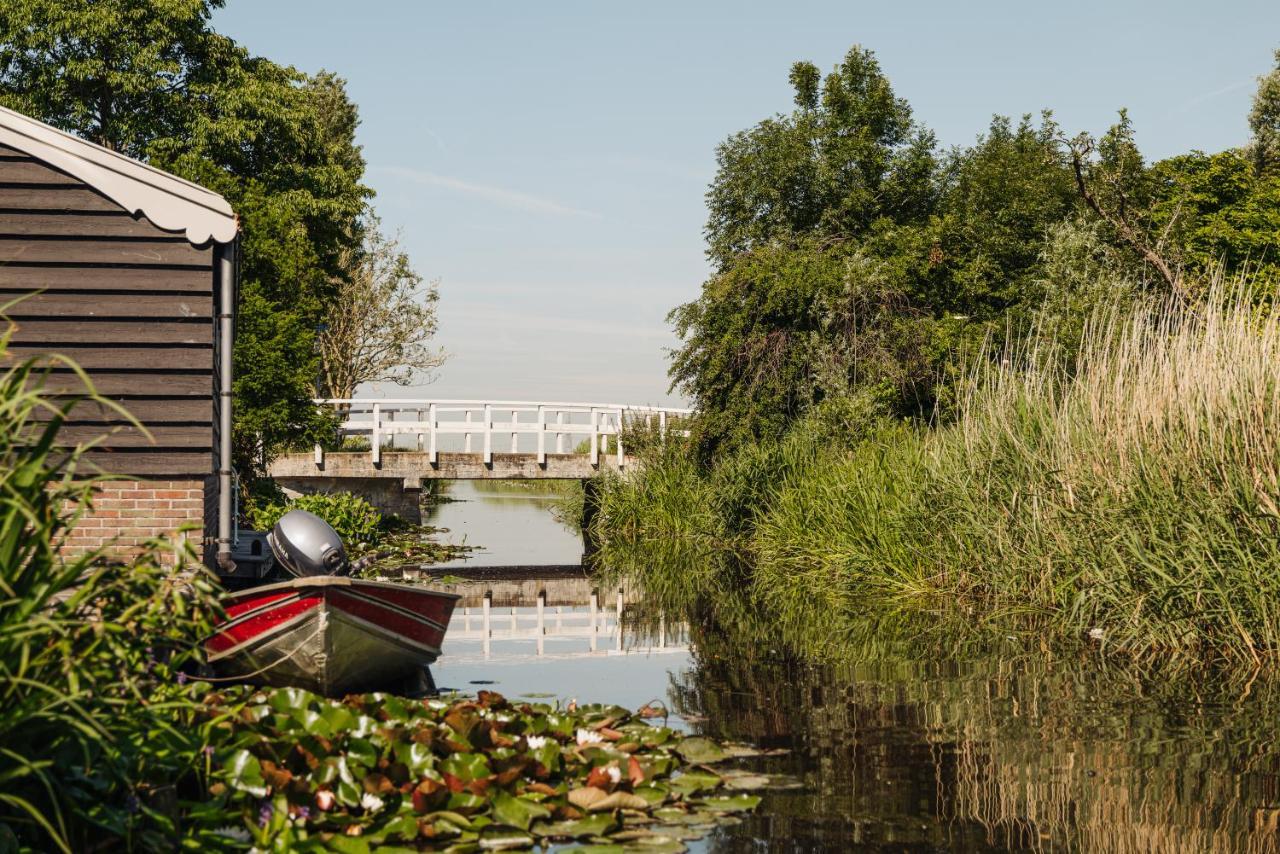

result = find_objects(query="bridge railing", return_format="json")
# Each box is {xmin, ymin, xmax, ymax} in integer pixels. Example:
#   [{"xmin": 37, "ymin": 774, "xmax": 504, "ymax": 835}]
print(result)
[{"xmin": 313, "ymin": 398, "xmax": 692, "ymax": 466}]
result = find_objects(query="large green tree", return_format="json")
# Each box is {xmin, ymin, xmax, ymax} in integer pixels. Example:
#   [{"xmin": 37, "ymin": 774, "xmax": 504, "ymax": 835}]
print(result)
[
  {"xmin": 672, "ymin": 48, "xmax": 1084, "ymax": 455},
  {"xmin": 0, "ymin": 0, "xmax": 372, "ymax": 474}
]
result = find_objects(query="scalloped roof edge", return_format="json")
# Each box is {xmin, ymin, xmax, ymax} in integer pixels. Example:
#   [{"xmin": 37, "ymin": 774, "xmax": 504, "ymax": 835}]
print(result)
[{"xmin": 0, "ymin": 105, "xmax": 237, "ymax": 245}]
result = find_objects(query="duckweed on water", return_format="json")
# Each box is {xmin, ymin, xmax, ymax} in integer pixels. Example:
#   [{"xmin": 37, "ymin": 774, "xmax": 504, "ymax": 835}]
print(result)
[{"xmin": 189, "ymin": 686, "xmax": 781, "ymax": 852}]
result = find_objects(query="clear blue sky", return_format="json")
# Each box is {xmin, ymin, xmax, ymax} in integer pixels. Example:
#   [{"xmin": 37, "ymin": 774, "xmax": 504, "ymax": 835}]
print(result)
[{"xmin": 214, "ymin": 0, "xmax": 1280, "ymax": 406}]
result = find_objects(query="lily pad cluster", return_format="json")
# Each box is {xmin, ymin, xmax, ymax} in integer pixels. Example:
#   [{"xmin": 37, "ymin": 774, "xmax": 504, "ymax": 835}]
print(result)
[{"xmin": 191, "ymin": 686, "xmax": 783, "ymax": 852}]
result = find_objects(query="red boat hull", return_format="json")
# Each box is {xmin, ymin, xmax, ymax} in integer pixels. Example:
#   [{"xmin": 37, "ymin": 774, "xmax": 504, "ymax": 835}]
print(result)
[{"xmin": 207, "ymin": 577, "xmax": 459, "ymax": 696}]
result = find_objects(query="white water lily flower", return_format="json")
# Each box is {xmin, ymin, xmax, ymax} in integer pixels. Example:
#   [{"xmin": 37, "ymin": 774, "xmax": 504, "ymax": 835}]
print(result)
[
  {"xmin": 525, "ymin": 735, "xmax": 548, "ymax": 750},
  {"xmin": 315, "ymin": 790, "xmax": 335, "ymax": 811},
  {"xmin": 605, "ymin": 765, "xmax": 622, "ymax": 784},
  {"xmin": 360, "ymin": 792, "xmax": 385, "ymax": 812},
  {"xmin": 576, "ymin": 728, "xmax": 603, "ymax": 746}
]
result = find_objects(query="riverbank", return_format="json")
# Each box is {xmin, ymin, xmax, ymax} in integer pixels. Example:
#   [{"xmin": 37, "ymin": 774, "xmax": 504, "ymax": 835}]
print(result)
[{"xmin": 593, "ymin": 285, "xmax": 1280, "ymax": 666}]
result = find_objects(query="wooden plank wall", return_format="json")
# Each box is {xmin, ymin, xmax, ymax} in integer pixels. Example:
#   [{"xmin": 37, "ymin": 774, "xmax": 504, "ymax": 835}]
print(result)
[{"xmin": 0, "ymin": 144, "xmax": 217, "ymax": 477}]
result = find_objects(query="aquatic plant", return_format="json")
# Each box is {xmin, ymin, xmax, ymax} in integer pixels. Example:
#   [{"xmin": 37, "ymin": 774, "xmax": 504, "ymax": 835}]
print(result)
[
  {"xmin": 190, "ymin": 687, "xmax": 772, "ymax": 851},
  {"xmin": 250, "ymin": 491, "xmax": 384, "ymax": 547},
  {"xmin": 598, "ymin": 279, "xmax": 1280, "ymax": 665}
]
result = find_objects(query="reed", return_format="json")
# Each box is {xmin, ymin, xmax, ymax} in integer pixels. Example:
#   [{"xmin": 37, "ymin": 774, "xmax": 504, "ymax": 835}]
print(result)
[{"xmin": 599, "ymin": 279, "xmax": 1280, "ymax": 664}]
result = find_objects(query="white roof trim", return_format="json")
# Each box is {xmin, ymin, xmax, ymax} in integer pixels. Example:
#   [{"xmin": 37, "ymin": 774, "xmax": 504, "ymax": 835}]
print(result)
[{"xmin": 0, "ymin": 105, "xmax": 237, "ymax": 245}]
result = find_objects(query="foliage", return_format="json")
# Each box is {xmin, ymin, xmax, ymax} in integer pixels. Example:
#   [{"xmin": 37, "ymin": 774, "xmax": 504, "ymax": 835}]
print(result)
[
  {"xmin": 672, "ymin": 48, "xmax": 1094, "ymax": 455},
  {"xmin": 249, "ymin": 491, "xmax": 383, "ymax": 549},
  {"xmin": 189, "ymin": 686, "xmax": 770, "ymax": 850},
  {"xmin": 1250, "ymin": 49, "xmax": 1280, "ymax": 174},
  {"xmin": 0, "ymin": 333, "xmax": 224, "ymax": 851},
  {"xmin": 603, "ymin": 279, "xmax": 1280, "ymax": 666},
  {"xmin": 0, "ymin": 0, "xmax": 373, "ymax": 476},
  {"xmin": 317, "ymin": 213, "xmax": 446, "ymax": 401}
]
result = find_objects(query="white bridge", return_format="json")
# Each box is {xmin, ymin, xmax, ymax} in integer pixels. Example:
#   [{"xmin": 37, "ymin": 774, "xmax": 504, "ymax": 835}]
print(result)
[{"xmin": 267, "ymin": 399, "xmax": 693, "ymax": 490}]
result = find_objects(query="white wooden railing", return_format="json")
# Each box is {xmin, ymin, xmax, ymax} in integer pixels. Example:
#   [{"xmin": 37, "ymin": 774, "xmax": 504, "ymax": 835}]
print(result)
[
  {"xmin": 313, "ymin": 399, "xmax": 691, "ymax": 466},
  {"xmin": 446, "ymin": 590, "xmax": 687, "ymax": 659}
]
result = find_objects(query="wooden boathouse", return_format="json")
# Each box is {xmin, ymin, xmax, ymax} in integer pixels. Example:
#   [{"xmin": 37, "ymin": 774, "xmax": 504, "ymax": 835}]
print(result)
[{"xmin": 0, "ymin": 105, "xmax": 239, "ymax": 569}]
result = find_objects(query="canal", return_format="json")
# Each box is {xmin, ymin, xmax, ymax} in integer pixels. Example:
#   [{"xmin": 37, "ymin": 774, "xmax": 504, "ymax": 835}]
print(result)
[{"xmin": 423, "ymin": 481, "xmax": 1280, "ymax": 852}]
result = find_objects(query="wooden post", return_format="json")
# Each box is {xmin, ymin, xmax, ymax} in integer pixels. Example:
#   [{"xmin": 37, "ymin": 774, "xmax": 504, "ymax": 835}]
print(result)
[
  {"xmin": 511, "ymin": 409, "xmax": 519, "ymax": 453},
  {"xmin": 658, "ymin": 613, "xmax": 666, "ymax": 649},
  {"xmin": 428, "ymin": 403, "xmax": 438, "ymax": 464},
  {"xmin": 371, "ymin": 402, "xmax": 381, "ymax": 465},
  {"xmin": 314, "ymin": 443, "xmax": 324, "ymax": 467},
  {"xmin": 590, "ymin": 409, "xmax": 599, "ymax": 466},
  {"xmin": 556, "ymin": 411, "xmax": 566, "ymax": 454},
  {"xmin": 482, "ymin": 591, "xmax": 492, "ymax": 659},
  {"xmin": 537, "ymin": 406, "xmax": 546, "ymax": 465},
  {"xmin": 659, "ymin": 410, "xmax": 667, "ymax": 442},
  {"xmin": 536, "ymin": 590, "xmax": 546, "ymax": 656},
  {"xmin": 615, "ymin": 589, "xmax": 623, "ymax": 652},
  {"xmin": 483, "ymin": 404, "xmax": 492, "ymax": 464},
  {"xmin": 589, "ymin": 588, "xmax": 598, "ymax": 652},
  {"xmin": 416, "ymin": 408, "xmax": 424, "ymax": 451},
  {"xmin": 616, "ymin": 410, "xmax": 624, "ymax": 467},
  {"xmin": 465, "ymin": 409, "xmax": 473, "ymax": 453}
]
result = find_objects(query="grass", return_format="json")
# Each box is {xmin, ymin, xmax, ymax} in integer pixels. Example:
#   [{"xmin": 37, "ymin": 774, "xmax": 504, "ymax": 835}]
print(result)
[{"xmin": 594, "ymin": 280, "xmax": 1280, "ymax": 666}]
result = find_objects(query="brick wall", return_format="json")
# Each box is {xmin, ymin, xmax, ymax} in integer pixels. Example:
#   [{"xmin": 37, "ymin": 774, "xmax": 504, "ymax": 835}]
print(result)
[{"xmin": 63, "ymin": 479, "xmax": 206, "ymax": 560}]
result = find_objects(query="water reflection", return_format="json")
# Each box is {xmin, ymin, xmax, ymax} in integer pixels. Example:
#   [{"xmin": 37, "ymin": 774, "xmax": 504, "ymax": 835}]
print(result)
[
  {"xmin": 425, "ymin": 480, "xmax": 584, "ymax": 569},
  {"xmin": 441, "ymin": 574, "xmax": 688, "ymax": 661},
  {"xmin": 420, "ymin": 490, "xmax": 1280, "ymax": 851}
]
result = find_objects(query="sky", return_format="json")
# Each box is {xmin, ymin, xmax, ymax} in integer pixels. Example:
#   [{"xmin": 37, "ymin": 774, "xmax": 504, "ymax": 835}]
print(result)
[{"xmin": 214, "ymin": 0, "xmax": 1280, "ymax": 407}]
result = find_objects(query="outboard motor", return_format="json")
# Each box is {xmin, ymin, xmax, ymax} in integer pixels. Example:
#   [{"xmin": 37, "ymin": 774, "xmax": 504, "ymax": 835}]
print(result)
[{"xmin": 268, "ymin": 509, "xmax": 349, "ymax": 577}]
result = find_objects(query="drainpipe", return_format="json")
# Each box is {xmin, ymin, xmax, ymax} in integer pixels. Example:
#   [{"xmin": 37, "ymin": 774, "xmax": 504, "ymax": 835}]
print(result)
[{"xmin": 215, "ymin": 238, "xmax": 238, "ymax": 573}]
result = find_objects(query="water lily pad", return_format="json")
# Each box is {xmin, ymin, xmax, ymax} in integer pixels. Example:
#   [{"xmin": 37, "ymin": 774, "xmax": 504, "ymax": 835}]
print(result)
[
  {"xmin": 667, "ymin": 770, "xmax": 721, "ymax": 794},
  {"xmin": 224, "ymin": 749, "xmax": 267, "ymax": 797},
  {"xmin": 531, "ymin": 812, "xmax": 618, "ymax": 839},
  {"xmin": 695, "ymin": 794, "xmax": 762, "ymax": 813},
  {"xmin": 673, "ymin": 737, "xmax": 726, "ymax": 764},
  {"xmin": 719, "ymin": 771, "xmax": 770, "ymax": 791},
  {"xmin": 477, "ymin": 825, "xmax": 534, "ymax": 850},
  {"xmin": 490, "ymin": 791, "xmax": 551, "ymax": 830}
]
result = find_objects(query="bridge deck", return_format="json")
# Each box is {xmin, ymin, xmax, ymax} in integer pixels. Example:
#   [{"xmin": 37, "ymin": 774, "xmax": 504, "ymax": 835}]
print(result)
[{"xmin": 268, "ymin": 450, "xmax": 634, "ymax": 483}]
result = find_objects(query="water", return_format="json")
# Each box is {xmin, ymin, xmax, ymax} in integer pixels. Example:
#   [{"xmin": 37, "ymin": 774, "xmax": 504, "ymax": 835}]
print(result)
[
  {"xmin": 425, "ymin": 480, "xmax": 584, "ymax": 568},
  {"xmin": 426, "ymin": 484, "xmax": 1280, "ymax": 852}
]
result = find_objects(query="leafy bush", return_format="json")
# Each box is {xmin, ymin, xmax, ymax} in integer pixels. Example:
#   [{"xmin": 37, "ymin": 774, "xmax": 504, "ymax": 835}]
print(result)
[
  {"xmin": 0, "ymin": 335, "xmax": 223, "ymax": 850},
  {"xmin": 250, "ymin": 490, "xmax": 383, "ymax": 548}
]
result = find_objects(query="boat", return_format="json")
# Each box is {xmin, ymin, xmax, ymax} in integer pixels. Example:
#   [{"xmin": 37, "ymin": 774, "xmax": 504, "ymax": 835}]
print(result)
[
  {"xmin": 207, "ymin": 509, "xmax": 459, "ymax": 696},
  {"xmin": 207, "ymin": 575, "xmax": 459, "ymax": 695}
]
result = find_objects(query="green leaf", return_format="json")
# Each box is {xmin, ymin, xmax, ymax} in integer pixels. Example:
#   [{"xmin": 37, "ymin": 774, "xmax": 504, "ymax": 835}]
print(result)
[
  {"xmin": 673, "ymin": 737, "xmax": 726, "ymax": 764},
  {"xmin": 477, "ymin": 825, "xmax": 535, "ymax": 850},
  {"xmin": 268, "ymin": 687, "xmax": 313, "ymax": 713},
  {"xmin": 490, "ymin": 791, "xmax": 551, "ymax": 831},
  {"xmin": 531, "ymin": 812, "xmax": 618, "ymax": 839},
  {"xmin": 441, "ymin": 752, "xmax": 491, "ymax": 782},
  {"xmin": 668, "ymin": 770, "xmax": 721, "ymax": 794},
  {"xmin": 695, "ymin": 794, "xmax": 762, "ymax": 813},
  {"xmin": 224, "ymin": 749, "xmax": 268, "ymax": 797}
]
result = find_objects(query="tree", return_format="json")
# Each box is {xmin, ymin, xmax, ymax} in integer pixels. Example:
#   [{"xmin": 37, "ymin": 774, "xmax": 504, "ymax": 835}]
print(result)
[
  {"xmin": 1066, "ymin": 113, "xmax": 1186, "ymax": 299},
  {"xmin": 317, "ymin": 216, "xmax": 445, "ymax": 402},
  {"xmin": 930, "ymin": 113, "xmax": 1079, "ymax": 319},
  {"xmin": 703, "ymin": 46, "xmax": 937, "ymax": 269},
  {"xmin": 0, "ymin": 0, "xmax": 373, "ymax": 475},
  {"xmin": 1250, "ymin": 49, "xmax": 1280, "ymax": 175}
]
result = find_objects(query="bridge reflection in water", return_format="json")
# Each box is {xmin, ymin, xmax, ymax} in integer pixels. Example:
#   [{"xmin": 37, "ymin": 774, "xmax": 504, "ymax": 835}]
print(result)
[{"xmin": 438, "ymin": 577, "xmax": 688, "ymax": 663}]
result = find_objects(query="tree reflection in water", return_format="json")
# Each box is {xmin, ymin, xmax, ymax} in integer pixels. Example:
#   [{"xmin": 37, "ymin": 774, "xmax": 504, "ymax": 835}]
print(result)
[{"xmin": 609, "ymin": 553, "xmax": 1280, "ymax": 853}]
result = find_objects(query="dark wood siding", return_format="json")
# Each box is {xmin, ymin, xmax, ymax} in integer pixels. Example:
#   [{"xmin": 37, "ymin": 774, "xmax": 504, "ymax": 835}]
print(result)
[{"xmin": 0, "ymin": 150, "xmax": 216, "ymax": 478}]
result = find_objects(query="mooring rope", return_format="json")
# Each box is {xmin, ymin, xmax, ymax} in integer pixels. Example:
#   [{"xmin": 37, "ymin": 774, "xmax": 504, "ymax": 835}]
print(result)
[{"xmin": 198, "ymin": 622, "xmax": 326, "ymax": 683}]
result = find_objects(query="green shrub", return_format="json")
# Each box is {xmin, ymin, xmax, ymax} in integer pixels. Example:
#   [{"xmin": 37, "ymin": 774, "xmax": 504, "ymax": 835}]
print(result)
[
  {"xmin": 250, "ymin": 490, "xmax": 383, "ymax": 548},
  {"xmin": 0, "ymin": 335, "xmax": 223, "ymax": 850}
]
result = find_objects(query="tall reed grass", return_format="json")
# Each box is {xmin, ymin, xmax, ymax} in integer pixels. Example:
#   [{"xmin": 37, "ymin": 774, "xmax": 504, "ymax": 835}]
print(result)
[{"xmin": 597, "ymin": 281, "xmax": 1280, "ymax": 665}]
